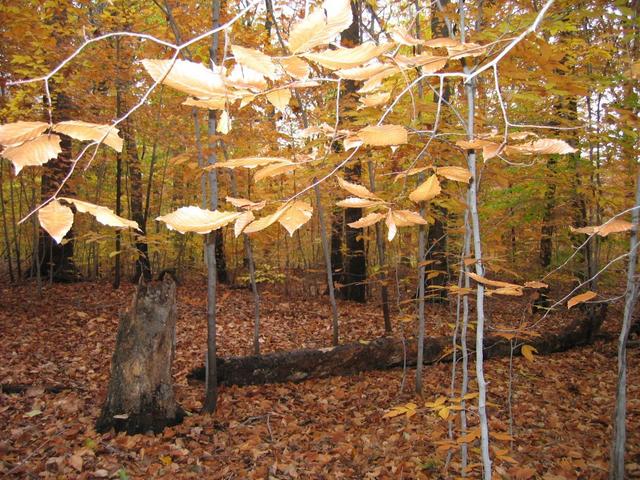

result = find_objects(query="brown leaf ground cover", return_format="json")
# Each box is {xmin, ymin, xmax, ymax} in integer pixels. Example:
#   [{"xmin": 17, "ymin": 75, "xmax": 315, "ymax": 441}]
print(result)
[{"xmin": 1, "ymin": 279, "xmax": 639, "ymax": 479}]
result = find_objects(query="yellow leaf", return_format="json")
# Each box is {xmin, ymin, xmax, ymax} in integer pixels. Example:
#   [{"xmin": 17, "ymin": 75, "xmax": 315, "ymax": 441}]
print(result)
[
  {"xmin": 490, "ymin": 431, "xmax": 514, "ymax": 441},
  {"xmin": 435, "ymin": 166, "xmax": 472, "ymax": 183},
  {"xmin": 336, "ymin": 62, "xmax": 397, "ymax": 81},
  {"xmin": 216, "ymin": 111, "xmax": 231, "ymax": 135},
  {"xmin": 244, "ymin": 204, "xmax": 290, "ymax": 234},
  {"xmin": 278, "ymin": 201, "xmax": 313, "ymax": 236},
  {"xmin": 466, "ymin": 272, "xmax": 522, "ymax": 289},
  {"xmin": 447, "ymin": 42, "xmax": 486, "ymax": 59},
  {"xmin": 278, "ymin": 56, "xmax": 310, "ymax": 80},
  {"xmin": 225, "ymin": 197, "xmax": 266, "ymax": 211},
  {"xmin": 359, "ymin": 91, "xmax": 391, "ymax": 108},
  {"xmin": 438, "ymin": 407, "xmax": 450, "ymax": 420},
  {"xmin": 141, "ymin": 59, "xmax": 227, "ymax": 98},
  {"xmin": 409, "ymin": 174, "xmax": 441, "ymax": 203},
  {"xmin": 38, "ymin": 200, "xmax": 74, "ymax": 244},
  {"xmin": 336, "ymin": 197, "xmax": 384, "ymax": 208},
  {"xmin": 391, "ymin": 210, "xmax": 428, "ymax": 226},
  {"xmin": 266, "ymin": 89, "xmax": 291, "ymax": 112},
  {"xmin": 226, "ymin": 63, "xmax": 267, "ymax": 91},
  {"xmin": 231, "ymin": 44, "xmax": 277, "ymax": 80},
  {"xmin": 0, "ymin": 121, "xmax": 49, "ymax": 146},
  {"xmin": 425, "ymin": 396, "xmax": 447, "ymax": 409},
  {"xmin": 288, "ymin": 0, "xmax": 352, "ymax": 53},
  {"xmin": 347, "ymin": 212, "xmax": 386, "ymax": 229},
  {"xmin": 424, "ymin": 37, "xmax": 460, "ymax": 48},
  {"xmin": 337, "ymin": 176, "xmax": 380, "ymax": 200},
  {"xmin": 210, "ymin": 156, "xmax": 291, "ymax": 169},
  {"xmin": 521, "ymin": 345, "xmax": 537, "ymax": 362},
  {"xmin": 524, "ymin": 281, "xmax": 548, "ymax": 289},
  {"xmin": 2, "ymin": 134, "xmax": 62, "ymax": 174},
  {"xmin": 254, "ymin": 162, "xmax": 298, "ymax": 182},
  {"xmin": 183, "ymin": 96, "xmax": 228, "ymax": 110},
  {"xmin": 61, "ymin": 198, "xmax": 138, "ymax": 230},
  {"xmin": 567, "ymin": 291, "xmax": 597, "ymax": 309},
  {"xmin": 156, "ymin": 206, "xmax": 240, "ymax": 234},
  {"xmin": 159, "ymin": 455, "xmax": 172, "ymax": 466},
  {"xmin": 303, "ymin": 42, "xmax": 393, "ymax": 70},
  {"xmin": 512, "ymin": 138, "xmax": 576, "ymax": 155},
  {"xmin": 358, "ymin": 124, "xmax": 408, "ymax": 146},
  {"xmin": 234, "ymin": 210, "xmax": 255, "ymax": 237},
  {"xmin": 53, "ymin": 120, "xmax": 123, "ymax": 152}
]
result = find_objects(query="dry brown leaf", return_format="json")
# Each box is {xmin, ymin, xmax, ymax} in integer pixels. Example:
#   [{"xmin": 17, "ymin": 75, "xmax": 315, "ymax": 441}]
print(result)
[
  {"xmin": 347, "ymin": 212, "xmax": 386, "ymax": 228},
  {"xmin": 288, "ymin": 0, "xmax": 352, "ymax": 53},
  {"xmin": 337, "ymin": 176, "xmax": 380, "ymax": 200},
  {"xmin": 466, "ymin": 271, "xmax": 522, "ymax": 289},
  {"xmin": 1, "ymin": 134, "xmax": 62, "ymax": 174},
  {"xmin": 409, "ymin": 174, "xmax": 441, "ymax": 203},
  {"xmin": 567, "ymin": 291, "xmax": 597, "ymax": 309},
  {"xmin": 0, "ymin": 121, "xmax": 49, "ymax": 146},
  {"xmin": 358, "ymin": 124, "xmax": 408, "ymax": 146},
  {"xmin": 571, "ymin": 218, "xmax": 634, "ymax": 237},
  {"xmin": 141, "ymin": 59, "xmax": 227, "ymax": 98},
  {"xmin": 391, "ymin": 210, "xmax": 428, "ymax": 226},
  {"xmin": 447, "ymin": 42, "xmax": 486, "ymax": 59},
  {"xmin": 303, "ymin": 42, "xmax": 393, "ymax": 70},
  {"xmin": 436, "ymin": 166, "xmax": 472, "ymax": 183},
  {"xmin": 266, "ymin": 89, "xmax": 291, "ymax": 112},
  {"xmin": 231, "ymin": 44, "xmax": 278, "ymax": 80},
  {"xmin": 524, "ymin": 281, "xmax": 549, "ymax": 289},
  {"xmin": 52, "ymin": 121, "xmax": 123, "ymax": 152},
  {"xmin": 156, "ymin": 206, "xmax": 240, "ymax": 234},
  {"xmin": 38, "ymin": 200, "xmax": 74, "ymax": 244}
]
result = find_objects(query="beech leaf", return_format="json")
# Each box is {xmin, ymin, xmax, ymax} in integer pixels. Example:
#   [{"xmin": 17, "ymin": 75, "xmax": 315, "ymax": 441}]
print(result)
[
  {"xmin": 409, "ymin": 174, "xmax": 441, "ymax": 203},
  {"xmin": 358, "ymin": 125, "xmax": 408, "ymax": 146},
  {"xmin": 567, "ymin": 291, "xmax": 597, "ymax": 309},
  {"xmin": 156, "ymin": 206, "xmax": 241, "ymax": 234},
  {"xmin": 288, "ymin": 0, "xmax": 352, "ymax": 53},
  {"xmin": 1, "ymin": 134, "xmax": 62, "ymax": 174},
  {"xmin": 53, "ymin": 121, "xmax": 123, "ymax": 152},
  {"xmin": 0, "ymin": 121, "xmax": 49, "ymax": 146},
  {"xmin": 38, "ymin": 200, "xmax": 74, "ymax": 244}
]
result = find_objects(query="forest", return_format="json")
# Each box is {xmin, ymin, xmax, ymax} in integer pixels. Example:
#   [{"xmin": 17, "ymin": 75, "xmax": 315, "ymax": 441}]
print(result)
[{"xmin": 0, "ymin": 0, "xmax": 639, "ymax": 478}]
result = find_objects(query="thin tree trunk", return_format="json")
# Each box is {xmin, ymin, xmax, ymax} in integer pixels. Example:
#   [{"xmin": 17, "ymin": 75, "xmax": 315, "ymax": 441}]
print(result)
[
  {"xmin": 0, "ymin": 161, "xmax": 14, "ymax": 282},
  {"xmin": 416, "ymin": 196, "xmax": 426, "ymax": 394},
  {"xmin": 314, "ymin": 179, "xmax": 340, "ymax": 345},
  {"xmin": 113, "ymin": 38, "xmax": 123, "ymax": 290}
]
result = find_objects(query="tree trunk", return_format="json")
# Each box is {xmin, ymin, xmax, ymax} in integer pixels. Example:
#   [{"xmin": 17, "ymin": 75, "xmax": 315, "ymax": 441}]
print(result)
[
  {"xmin": 189, "ymin": 305, "xmax": 606, "ymax": 387},
  {"xmin": 96, "ymin": 277, "xmax": 183, "ymax": 434}
]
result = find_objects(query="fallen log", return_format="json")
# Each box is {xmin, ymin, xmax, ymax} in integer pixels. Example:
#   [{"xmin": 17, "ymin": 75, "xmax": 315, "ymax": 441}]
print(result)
[{"xmin": 189, "ymin": 304, "xmax": 607, "ymax": 387}]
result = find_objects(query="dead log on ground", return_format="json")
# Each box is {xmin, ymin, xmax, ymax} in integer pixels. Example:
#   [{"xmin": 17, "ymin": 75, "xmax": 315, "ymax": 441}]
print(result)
[
  {"xmin": 96, "ymin": 277, "xmax": 184, "ymax": 434},
  {"xmin": 189, "ymin": 304, "xmax": 607, "ymax": 387}
]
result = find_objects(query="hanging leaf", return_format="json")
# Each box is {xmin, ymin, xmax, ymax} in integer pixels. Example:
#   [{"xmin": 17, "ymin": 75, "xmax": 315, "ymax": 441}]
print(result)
[
  {"xmin": 0, "ymin": 121, "xmax": 49, "ymax": 146},
  {"xmin": 183, "ymin": 96, "xmax": 228, "ymax": 110},
  {"xmin": 336, "ymin": 197, "xmax": 385, "ymax": 208},
  {"xmin": 358, "ymin": 125, "xmax": 408, "ymax": 146},
  {"xmin": 225, "ymin": 196, "xmax": 266, "ymax": 210},
  {"xmin": 390, "ymin": 28, "xmax": 424, "ymax": 46},
  {"xmin": 424, "ymin": 37, "xmax": 460, "ymax": 48},
  {"xmin": 266, "ymin": 89, "xmax": 291, "ymax": 112},
  {"xmin": 60, "ymin": 198, "xmax": 139, "ymax": 230},
  {"xmin": 359, "ymin": 92, "xmax": 391, "ymax": 108},
  {"xmin": 347, "ymin": 212, "xmax": 386, "ymax": 228},
  {"xmin": 216, "ymin": 111, "xmax": 231, "ymax": 134},
  {"xmin": 234, "ymin": 210, "xmax": 255, "ymax": 237},
  {"xmin": 521, "ymin": 345, "xmax": 538, "ymax": 362},
  {"xmin": 336, "ymin": 62, "xmax": 396, "ymax": 81},
  {"xmin": 38, "ymin": 200, "xmax": 74, "ymax": 244},
  {"xmin": 243, "ymin": 204, "xmax": 290, "ymax": 234},
  {"xmin": 226, "ymin": 64, "xmax": 267, "ymax": 91},
  {"xmin": 393, "ymin": 167, "xmax": 430, "ymax": 182},
  {"xmin": 409, "ymin": 174, "xmax": 441, "ymax": 203},
  {"xmin": 435, "ymin": 166, "xmax": 472, "ymax": 183},
  {"xmin": 52, "ymin": 121, "xmax": 123, "ymax": 152},
  {"xmin": 231, "ymin": 44, "xmax": 278, "ymax": 80},
  {"xmin": 447, "ymin": 42, "xmax": 486, "ymax": 59},
  {"xmin": 513, "ymin": 138, "xmax": 576, "ymax": 155},
  {"xmin": 278, "ymin": 201, "xmax": 313, "ymax": 236},
  {"xmin": 394, "ymin": 54, "xmax": 447, "ymax": 73},
  {"xmin": 288, "ymin": 0, "xmax": 352, "ymax": 53},
  {"xmin": 303, "ymin": 42, "xmax": 393, "ymax": 70},
  {"xmin": 337, "ymin": 176, "xmax": 380, "ymax": 200},
  {"xmin": 567, "ymin": 291, "xmax": 597, "ymax": 309},
  {"xmin": 141, "ymin": 59, "xmax": 227, "ymax": 98},
  {"xmin": 343, "ymin": 136, "xmax": 363, "ymax": 150},
  {"xmin": 524, "ymin": 281, "xmax": 549, "ymax": 289},
  {"xmin": 455, "ymin": 138, "xmax": 496, "ymax": 150},
  {"xmin": 570, "ymin": 218, "xmax": 634, "ymax": 237},
  {"xmin": 155, "ymin": 206, "xmax": 240, "ymax": 234},
  {"xmin": 391, "ymin": 210, "xmax": 428, "ymax": 226},
  {"xmin": 254, "ymin": 162, "xmax": 298, "ymax": 182},
  {"xmin": 277, "ymin": 56, "xmax": 310, "ymax": 79},
  {"xmin": 466, "ymin": 271, "xmax": 522, "ymax": 290},
  {"xmin": 385, "ymin": 211, "xmax": 397, "ymax": 241},
  {"xmin": 1, "ymin": 134, "xmax": 62, "ymax": 174},
  {"xmin": 208, "ymin": 157, "xmax": 291, "ymax": 169}
]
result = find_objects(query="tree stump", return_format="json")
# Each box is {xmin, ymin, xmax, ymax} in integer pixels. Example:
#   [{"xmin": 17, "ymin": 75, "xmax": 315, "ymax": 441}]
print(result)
[{"xmin": 96, "ymin": 277, "xmax": 183, "ymax": 434}]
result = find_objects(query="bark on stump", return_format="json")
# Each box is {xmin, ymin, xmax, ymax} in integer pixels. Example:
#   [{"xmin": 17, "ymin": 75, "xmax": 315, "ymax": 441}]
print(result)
[{"xmin": 96, "ymin": 277, "xmax": 183, "ymax": 434}]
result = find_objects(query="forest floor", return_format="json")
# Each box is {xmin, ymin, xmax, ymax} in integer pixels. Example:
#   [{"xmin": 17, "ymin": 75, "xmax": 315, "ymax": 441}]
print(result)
[{"xmin": 0, "ymin": 278, "xmax": 639, "ymax": 479}]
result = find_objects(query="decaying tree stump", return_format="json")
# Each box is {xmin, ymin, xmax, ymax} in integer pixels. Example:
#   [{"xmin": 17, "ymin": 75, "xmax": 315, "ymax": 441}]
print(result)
[
  {"xmin": 96, "ymin": 277, "xmax": 184, "ymax": 434},
  {"xmin": 189, "ymin": 304, "xmax": 607, "ymax": 386}
]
